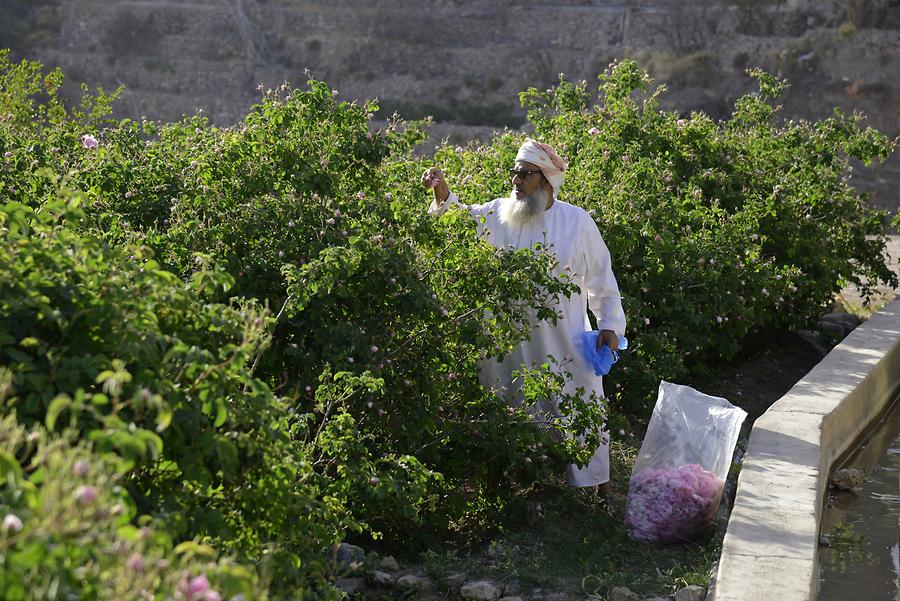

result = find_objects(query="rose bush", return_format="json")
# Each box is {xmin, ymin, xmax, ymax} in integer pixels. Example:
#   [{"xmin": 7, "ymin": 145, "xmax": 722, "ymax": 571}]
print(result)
[
  {"xmin": 432, "ymin": 59, "xmax": 895, "ymax": 417},
  {"xmin": 0, "ymin": 190, "xmax": 397, "ymax": 594},
  {"xmin": 0, "ymin": 49, "xmax": 895, "ymax": 596},
  {"xmin": 0, "ymin": 410, "xmax": 263, "ymax": 601},
  {"xmin": 1, "ymin": 50, "xmax": 596, "ymax": 596}
]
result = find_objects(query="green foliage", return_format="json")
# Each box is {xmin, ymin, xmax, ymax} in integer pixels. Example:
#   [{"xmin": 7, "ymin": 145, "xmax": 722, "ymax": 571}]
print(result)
[
  {"xmin": 0, "ymin": 410, "xmax": 262, "ymax": 601},
  {"xmin": 476, "ymin": 59, "xmax": 894, "ymax": 414},
  {"xmin": 0, "ymin": 50, "xmax": 895, "ymax": 596},
  {"xmin": 0, "ymin": 190, "xmax": 373, "ymax": 595},
  {"xmin": 0, "ymin": 50, "xmax": 594, "ymax": 594}
]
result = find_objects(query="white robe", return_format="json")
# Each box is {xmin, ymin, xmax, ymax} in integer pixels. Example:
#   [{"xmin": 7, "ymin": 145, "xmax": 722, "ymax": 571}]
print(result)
[{"xmin": 430, "ymin": 193, "xmax": 627, "ymax": 486}]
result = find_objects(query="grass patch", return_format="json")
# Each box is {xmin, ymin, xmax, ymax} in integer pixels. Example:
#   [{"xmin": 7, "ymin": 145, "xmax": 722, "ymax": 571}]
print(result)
[{"xmin": 416, "ymin": 441, "xmax": 721, "ymax": 599}]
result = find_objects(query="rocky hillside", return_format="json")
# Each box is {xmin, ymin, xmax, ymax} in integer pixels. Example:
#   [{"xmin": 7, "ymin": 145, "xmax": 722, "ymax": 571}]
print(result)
[{"xmin": 3, "ymin": 0, "xmax": 898, "ymax": 211}]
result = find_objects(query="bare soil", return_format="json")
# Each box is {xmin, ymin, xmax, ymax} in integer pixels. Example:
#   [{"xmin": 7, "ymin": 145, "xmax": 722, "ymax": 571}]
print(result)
[{"xmin": 699, "ymin": 330, "xmax": 827, "ymax": 426}]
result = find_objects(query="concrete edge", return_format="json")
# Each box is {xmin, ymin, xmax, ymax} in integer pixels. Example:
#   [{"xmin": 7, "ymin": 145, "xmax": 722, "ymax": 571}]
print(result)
[{"xmin": 712, "ymin": 296, "xmax": 900, "ymax": 601}]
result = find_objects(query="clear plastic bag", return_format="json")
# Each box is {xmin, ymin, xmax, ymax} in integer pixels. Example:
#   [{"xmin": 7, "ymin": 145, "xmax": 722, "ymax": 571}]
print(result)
[{"xmin": 625, "ymin": 381, "xmax": 747, "ymax": 542}]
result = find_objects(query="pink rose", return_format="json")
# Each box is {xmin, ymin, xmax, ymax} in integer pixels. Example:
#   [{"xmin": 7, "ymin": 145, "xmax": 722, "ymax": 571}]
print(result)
[
  {"xmin": 625, "ymin": 464, "xmax": 723, "ymax": 542},
  {"xmin": 588, "ymin": 127, "xmax": 600, "ymax": 136},
  {"xmin": 73, "ymin": 460, "xmax": 90, "ymax": 477},
  {"xmin": 127, "ymin": 552, "xmax": 144, "ymax": 572},
  {"xmin": 186, "ymin": 575, "xmax": 210, "ymax": 600},
  {"xmin": 81, "ymin": 134, "xmax": 98, "ymax": 149},
  {"xmin": 2, "ymin": 514, "xmax": 23, "ymax": 534},
  {"xmin": 75, "ymin": 485, "xmax": 98, "ymax": 505}
]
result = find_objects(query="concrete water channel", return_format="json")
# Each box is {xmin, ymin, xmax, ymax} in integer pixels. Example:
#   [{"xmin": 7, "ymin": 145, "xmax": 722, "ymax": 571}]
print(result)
[
  {"xmin": 818, "ymin": 398, "xmax": 900, "ymax": 599},
  {"xmin": 712, "ymin": 295, "xmax": 900, "ymax": 601}
]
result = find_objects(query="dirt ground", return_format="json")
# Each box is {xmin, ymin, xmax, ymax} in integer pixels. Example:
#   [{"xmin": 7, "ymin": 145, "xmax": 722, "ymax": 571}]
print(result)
[{"xmin": 699, "ymin": 330, "xmax": 828, "ymax": 426}]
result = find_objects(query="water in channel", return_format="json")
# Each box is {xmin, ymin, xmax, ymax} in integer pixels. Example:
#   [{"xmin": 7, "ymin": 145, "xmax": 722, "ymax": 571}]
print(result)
[{"xmin": 818, "ymin": 398, "xmax": 900, "ymax": 600}]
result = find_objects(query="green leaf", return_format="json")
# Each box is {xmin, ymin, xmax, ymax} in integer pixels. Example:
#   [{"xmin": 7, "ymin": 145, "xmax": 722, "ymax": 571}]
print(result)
[
  {"xmin": 4, "ymin": 347, "xmax": 32, "ymax": 363},
  {"xmin": 155, "ymin": 407, "xmax": 173, "ymax": 432},
  {"xmin": 45, "ymin": 394, "xmax": 71, "ymax": 431},
  {"xmin": 214, "ymin": 402, "xmax": 228, "ymax": 428},
  {"xmin": 214, "ymin": 436, "xmax": 239, "ymax": 475},
  {"xmin": 133, "ymin": 428, "xmax": 164, "ymax": 459},
  {"xmin": 0, "ymin": 449, "xmax": 23, "ymax": 482},
  {"xmin": 174, "ymin": 541, "xmax": 217, "ymax": 559}
]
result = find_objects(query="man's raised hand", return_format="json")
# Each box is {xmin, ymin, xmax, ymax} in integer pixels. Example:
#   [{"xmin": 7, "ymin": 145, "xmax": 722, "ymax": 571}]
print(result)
[{"xmin": 421, "ymin": 167, "xmax": 450, "ymax": 204}]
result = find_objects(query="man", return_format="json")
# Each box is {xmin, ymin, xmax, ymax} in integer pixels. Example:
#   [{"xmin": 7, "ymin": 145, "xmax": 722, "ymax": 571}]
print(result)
[{"xmin": 422, "ymin": 138, "xmax": 626, "ymax": 496}]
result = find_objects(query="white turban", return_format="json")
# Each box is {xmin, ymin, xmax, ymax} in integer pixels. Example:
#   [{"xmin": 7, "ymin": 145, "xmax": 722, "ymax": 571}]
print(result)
[{"xmin": 515, "ymin": 138, "xmax": 567, "ymax": 197}]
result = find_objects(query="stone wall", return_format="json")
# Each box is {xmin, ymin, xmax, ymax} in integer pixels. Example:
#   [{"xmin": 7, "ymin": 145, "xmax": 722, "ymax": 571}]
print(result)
[{"xmin": 5, "ymin": 0, "xmax": 898, "ymax": 211}]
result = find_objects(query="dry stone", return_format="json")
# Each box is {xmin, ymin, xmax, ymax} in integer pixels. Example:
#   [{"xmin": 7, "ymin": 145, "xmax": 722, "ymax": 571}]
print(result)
[
  {"xmin": 379, "ymin": 555, "xmax": 400, "ymax": 571},
  {"xmin": 502, "ymin": 580, "xmax": 521, "ymax": 596},
  {"xmin": 460, "ymin": 580, "xmax": 502, "ymax": 601},
  {"xmin": 335, "ymin": 577, "xmax": 365, "ymax": 594},
  {"xmin": 334, "ymin": 543, "xmax": 365, "ymax": 569},
  {"xmin": 609, "ymin": 586, "xmax": 641, "ymax": 601},
  {"xmin": 499, "ymin": 597, "xmax": 524, "ymax": 601},
  {"xmin": 674, "ymin": 585, "xmax": 707, "ymax": 601},
  {"xmin": 441, "ymin": 572, "xmax": 467, "ymax": 593},
  {"xmin": 371, "ymin": 570, "xmax": 395, "ymax": 586},
  {"xmin": 818, "ymin": 311, "xmax": 860, "ymax": 338},
  {"xmin": 396, "ymin": 574, "xmax": 432, "ymax": 591}
]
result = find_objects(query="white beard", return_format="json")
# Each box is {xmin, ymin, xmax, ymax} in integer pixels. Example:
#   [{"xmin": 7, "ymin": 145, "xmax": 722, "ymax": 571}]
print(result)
[{"xmin": 499, "ymin": 187, "xmax": 548, "ymax": 227}]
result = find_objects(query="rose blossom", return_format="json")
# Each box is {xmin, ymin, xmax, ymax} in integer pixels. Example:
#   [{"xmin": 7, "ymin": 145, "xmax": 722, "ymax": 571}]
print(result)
[
  {"xmin": 75, "ymin": 485, "xmax": 98, "ymax": 505},
  {"xmin": 127, "ymin": 552, "xmax": 144, "ymax": 572},
  {"xmin": 625, "ymin": 463, "xmax": 723, "ymax": 542},
  {"xmin": 81, "ymin": 134, "xmax": 99, "ymax": 149},
  {"xmin": 2, "ymin": 513, "xmax": 23, "ymax": 534},
  {"xmin": 182, "ymin": 574, "xmax": 211, "ymax": 601}
]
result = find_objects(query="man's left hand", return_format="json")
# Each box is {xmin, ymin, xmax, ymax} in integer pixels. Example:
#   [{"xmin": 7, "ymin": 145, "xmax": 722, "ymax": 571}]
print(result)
[{"xmin": 598, "ymin": 329, "xmax": 619, "ymax": 351}]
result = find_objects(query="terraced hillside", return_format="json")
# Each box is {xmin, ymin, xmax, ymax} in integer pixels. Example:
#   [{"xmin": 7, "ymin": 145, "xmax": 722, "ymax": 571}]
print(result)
[{"xmin": 3, "ymin": 0, "xmax": 898, "ymax": 210}]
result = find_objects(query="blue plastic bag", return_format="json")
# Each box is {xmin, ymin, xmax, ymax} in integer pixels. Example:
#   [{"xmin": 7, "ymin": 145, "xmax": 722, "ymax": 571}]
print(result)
[{"xmin": 580, "ymin": 331, "xmax": 628, "ymax": 376}]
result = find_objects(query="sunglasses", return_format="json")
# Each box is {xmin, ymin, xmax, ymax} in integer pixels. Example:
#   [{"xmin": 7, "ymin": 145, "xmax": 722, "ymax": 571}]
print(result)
[{"xmin": 509, "ymin": 168, "xmax": 542, "ymax": 180}]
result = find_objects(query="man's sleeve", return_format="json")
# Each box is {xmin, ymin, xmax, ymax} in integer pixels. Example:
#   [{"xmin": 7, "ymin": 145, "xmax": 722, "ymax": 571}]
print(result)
[
  {"xmin": 428, "ymin": 192, "xmax": 464, "ymax": 216},
  {"xmin": 580, "ymin": 213, "xmax": 627, "ymax": 336}
]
